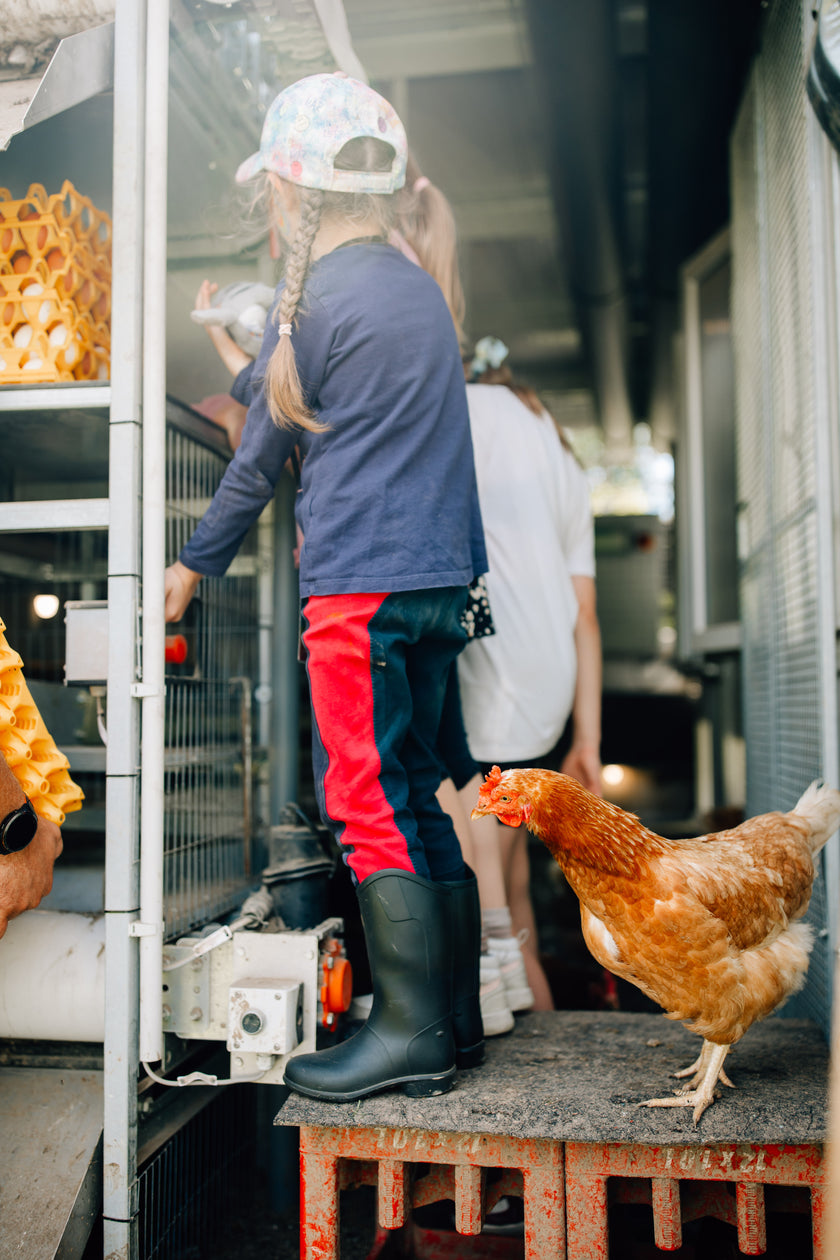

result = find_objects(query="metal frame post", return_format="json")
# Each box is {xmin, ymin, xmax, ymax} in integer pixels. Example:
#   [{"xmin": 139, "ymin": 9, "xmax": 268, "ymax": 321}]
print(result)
[
  {"xmin": 103, "ymin": 0, "xmax": 146, "ymax": 1250},
  {"xmin": 137, "ymin": 0, "xmax": 170, "ymax": 1069}
]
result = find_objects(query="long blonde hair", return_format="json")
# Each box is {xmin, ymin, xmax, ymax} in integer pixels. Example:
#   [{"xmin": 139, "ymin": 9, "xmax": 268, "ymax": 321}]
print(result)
[
  {"xmin": 263, "ymin": 137, "xmax": 398, "ymax": 432},
  {"xmin": 394, "ymin": 155, "xmax": 465, "ymax": 345}
]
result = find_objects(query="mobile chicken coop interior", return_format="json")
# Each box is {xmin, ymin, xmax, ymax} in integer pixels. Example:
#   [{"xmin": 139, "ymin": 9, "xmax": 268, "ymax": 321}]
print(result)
[{"xmin": 1, "ymin": 0, "xmax": 840, "ymax": 1257}]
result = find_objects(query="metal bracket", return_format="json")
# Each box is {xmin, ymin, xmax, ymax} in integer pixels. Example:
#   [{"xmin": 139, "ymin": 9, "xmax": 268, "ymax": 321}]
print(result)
[
  {"xmin": 162, "ymin": 925, "xmax": 232, "ymax": 971},
  {"xmin": 130, "ymin": 682, "xmax": 164, "ymax": 698}
]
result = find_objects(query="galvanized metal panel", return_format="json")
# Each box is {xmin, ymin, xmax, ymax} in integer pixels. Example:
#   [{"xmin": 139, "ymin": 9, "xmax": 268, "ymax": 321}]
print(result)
[
  {"xmin": 0, "ymin": 1068, "xmax": 103, "ymax": 1260},
  {"xmin": 730, "ymin": 0, "xmax": 838, "ymax": 1031},
  {"xmin": 0, "ymin": 499, "xmax": 110, "ymax": 532}
]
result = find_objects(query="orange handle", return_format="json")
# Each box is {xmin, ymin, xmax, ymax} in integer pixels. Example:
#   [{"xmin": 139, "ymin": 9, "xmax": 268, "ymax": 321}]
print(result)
[{"xmin": 320, "ymin": 955, "xmax": 353, "ymax": 1027}]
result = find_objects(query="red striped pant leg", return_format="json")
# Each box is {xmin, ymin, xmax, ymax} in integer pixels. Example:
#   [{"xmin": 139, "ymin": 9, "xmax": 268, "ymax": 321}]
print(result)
[{"xmin": 302, "ymin": 592, "xmax": 419, "ymax": 883}]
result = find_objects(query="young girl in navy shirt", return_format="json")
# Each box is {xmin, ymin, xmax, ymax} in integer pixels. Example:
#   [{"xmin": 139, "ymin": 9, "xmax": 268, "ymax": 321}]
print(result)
[{"xmin": 165, "ymin": 73, "xmax": 486, "ymax": 1101}]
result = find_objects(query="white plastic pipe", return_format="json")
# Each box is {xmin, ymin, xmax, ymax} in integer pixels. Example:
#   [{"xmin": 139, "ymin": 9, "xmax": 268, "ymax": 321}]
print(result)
[
  {"xmin": 138, "ymin": 0, "xmax": 170, "ymax": 1065},
  {"xmin": 0, "ymin": 911, "xmax": 105, "ymax": 1040}
]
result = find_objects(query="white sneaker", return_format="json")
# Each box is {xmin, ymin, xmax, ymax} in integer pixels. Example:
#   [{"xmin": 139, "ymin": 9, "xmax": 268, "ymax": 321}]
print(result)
[
  {"xmin": 479, "ymin": 954, "xmax": 514, "ymax": 1036},
  {"xmin": 487, "ymin": 933, "xmax": 535, "ymax": 1012}
]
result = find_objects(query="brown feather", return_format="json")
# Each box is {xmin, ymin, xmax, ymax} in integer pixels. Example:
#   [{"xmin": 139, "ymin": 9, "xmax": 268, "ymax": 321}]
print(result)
[{"xmin": 473, "ymin": 768, "xmax": 840, "ymax": 1048}]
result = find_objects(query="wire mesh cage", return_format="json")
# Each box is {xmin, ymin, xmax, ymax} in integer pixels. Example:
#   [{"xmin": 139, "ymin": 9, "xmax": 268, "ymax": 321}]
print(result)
[
  {"xmin": 164, "ymin": 420, "xmax": 262, "ymax": 938},
  {"xmin": 730, "ymin": 0, "xmax": 834, "ymax": 1030},
  {"xmin": 137, "ymin": 1086, "xmax": 257, "ymax": 1260}
]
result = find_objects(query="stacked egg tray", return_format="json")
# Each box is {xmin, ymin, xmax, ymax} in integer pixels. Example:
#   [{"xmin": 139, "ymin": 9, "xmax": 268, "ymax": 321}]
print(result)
[
  {"xmin": 0, "ymin": 181, "xmax": 112, "ymax": 384},
  {"xmin": 0, "ymin": 618, "xmax": 84, "ymax": 825}
]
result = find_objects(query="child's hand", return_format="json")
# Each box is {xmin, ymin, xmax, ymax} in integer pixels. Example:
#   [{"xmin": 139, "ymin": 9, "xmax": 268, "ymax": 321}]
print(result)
[
  {"xmin": 165, "ymin": 561, "xmax": 202, "ymax": 623},
  {"xmin": 192, "ymin": 279, "xmax": 254, "ymax": 379},
  {"xmin": 194, "ymin": 279, "xmax": 219, "ymax": 312}
]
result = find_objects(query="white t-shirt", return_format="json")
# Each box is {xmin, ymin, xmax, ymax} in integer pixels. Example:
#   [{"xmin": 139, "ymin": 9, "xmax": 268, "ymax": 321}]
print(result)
[{"xmin": 457, "ymin": 384, "xmax": 595, "ymax": 762}]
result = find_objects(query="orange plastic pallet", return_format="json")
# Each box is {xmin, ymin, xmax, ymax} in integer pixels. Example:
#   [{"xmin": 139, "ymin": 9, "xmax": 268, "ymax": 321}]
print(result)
[
  {"xmin": 298, "ymin": 1124, "xmax": 563, "ymax": 1260},
  {"xmin": 564, "ymin": 1139, "xmax": 824, "ymax": 1257},
  {"xmin": 277, "ymin": 1011, "xmax": 829, "ymax": 1259}
]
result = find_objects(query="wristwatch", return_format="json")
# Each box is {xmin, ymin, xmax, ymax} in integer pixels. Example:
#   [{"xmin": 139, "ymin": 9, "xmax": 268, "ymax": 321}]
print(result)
[{"xmin": 0, "ymin": 798, "xmax": 38, "ymax": 855}]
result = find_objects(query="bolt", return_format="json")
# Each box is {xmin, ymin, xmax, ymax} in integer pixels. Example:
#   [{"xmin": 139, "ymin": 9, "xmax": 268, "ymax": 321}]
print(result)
[
  {"xmin": 273, "ymin": 1043, "xmax": 282, "ymax": 1052},
  {"xmin": 234, "ymin": 1056, "xmax": 244, "ymax": 1068},
  {"xmin": 274, "ymin": 993, "xmax": 282, "ymax": 1001},
  {"xmin": 193, "ymin": 985, "xmax": 201, "ymax": 994},
  {"xmin": 190, "ymin": 1006, "xmax": 202, "ymax": 1021},
  {"xmin": 162, "ymin": 1005, "xmax": 171, "ymax": 1021}
]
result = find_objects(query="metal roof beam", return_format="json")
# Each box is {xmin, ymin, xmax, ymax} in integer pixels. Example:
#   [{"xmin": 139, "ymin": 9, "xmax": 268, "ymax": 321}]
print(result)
[
  {"xmin": 454, "ymin": 192, "xmax": 555, "ymax": 241},
  {"xmin": 355, "ymin": 22, "xmax": 527, "ymax": 79}
]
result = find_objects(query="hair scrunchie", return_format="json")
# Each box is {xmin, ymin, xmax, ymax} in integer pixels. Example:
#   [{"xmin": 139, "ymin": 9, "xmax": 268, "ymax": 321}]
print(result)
[{"xmin": 469, "ymin": 335, "xmax": 509, "ymax": 379}]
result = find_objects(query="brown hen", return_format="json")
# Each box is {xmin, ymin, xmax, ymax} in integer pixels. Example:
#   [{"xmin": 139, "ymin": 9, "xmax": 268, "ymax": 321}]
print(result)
[{"xmin": 472, "ymin": 766, "xmax": 840, "ymax": 1121}]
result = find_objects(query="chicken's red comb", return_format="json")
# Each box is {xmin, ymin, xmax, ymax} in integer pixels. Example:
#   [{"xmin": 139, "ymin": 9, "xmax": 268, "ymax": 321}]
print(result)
[{"xmin": 485, "ymin": 765, "xmax": 503, "ymax": 789}]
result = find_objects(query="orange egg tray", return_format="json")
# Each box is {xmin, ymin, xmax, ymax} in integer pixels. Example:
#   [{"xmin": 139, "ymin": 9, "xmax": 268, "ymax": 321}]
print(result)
[
  {"xmin": 0, "ymin": 181, "xmax": 111, "ymax": 384},
  {"xmin": 0, "ymin": 618, "xmax": 84, "ymax": 826}
]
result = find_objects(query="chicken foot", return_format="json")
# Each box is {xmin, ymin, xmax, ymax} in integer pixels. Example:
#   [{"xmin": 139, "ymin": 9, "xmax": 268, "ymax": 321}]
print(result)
[
  {"xmin": 672, "ymin": 1039, "xmax": 735, "ymax": 1090},
  {"xmin": 640, "ymin": 1041, "xmax": 731, "ymax": 1124}
]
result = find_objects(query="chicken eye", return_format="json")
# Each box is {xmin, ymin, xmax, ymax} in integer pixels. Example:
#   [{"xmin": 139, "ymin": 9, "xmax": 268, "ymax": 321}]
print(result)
[{"xmin": 499, "ymin": 794, "xmax": 510, "ymax": 803}]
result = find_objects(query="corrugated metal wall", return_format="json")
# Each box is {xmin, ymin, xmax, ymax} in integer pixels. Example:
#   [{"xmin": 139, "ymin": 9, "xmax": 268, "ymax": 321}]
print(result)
[{"xmin": 730, "ymin": 0, "xmax": 839, "ymax": 1031}]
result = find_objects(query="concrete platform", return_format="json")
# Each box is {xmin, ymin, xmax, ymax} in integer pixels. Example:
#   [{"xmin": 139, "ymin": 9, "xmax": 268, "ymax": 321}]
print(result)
[
  {"xmin": 275, "ymin": 1010, "xmax": 829, "ymax": 1147},
  {"xmin": 0, "ymin": 1067, "xmax": 103, "ymax": 1260}
]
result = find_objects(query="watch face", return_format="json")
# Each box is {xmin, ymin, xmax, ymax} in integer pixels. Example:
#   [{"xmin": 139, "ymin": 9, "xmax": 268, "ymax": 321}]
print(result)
[{"xmin": 0, "ymin": 799, "xmax": 38, "ymax": 854}]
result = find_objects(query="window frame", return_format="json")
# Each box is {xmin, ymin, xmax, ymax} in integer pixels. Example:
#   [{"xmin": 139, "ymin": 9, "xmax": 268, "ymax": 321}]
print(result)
[{"xmin": 678, "ymin": 226, "xmax": 742, "ymax": 657}]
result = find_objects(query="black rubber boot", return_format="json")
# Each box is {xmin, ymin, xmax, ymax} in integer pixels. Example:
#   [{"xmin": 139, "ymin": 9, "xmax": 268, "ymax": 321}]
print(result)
[
  {"xmin": 283, "ymin": 868, "xmax": 456, "ymax": 1102},
  {"xmin": 443, "ymin": 864, "xmax": 484, "ymax": 1068}
]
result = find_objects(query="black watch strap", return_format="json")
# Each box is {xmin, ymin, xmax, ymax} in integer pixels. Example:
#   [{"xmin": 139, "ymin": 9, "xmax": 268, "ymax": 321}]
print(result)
[{"xmin": 0, "ymin": 797, "xmax": 39, "ymax": 855}]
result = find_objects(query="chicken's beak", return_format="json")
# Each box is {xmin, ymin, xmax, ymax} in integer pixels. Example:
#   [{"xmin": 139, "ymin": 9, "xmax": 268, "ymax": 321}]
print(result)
[{"xmin": 470, "ymin": 805, "xmax": 489, "ymax": 820}]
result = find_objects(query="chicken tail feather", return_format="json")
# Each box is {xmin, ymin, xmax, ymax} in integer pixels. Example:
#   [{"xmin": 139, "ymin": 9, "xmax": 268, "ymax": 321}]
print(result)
[{"xmin": 792, "ymin": 781, "xmax": 840, "ymax": 855}]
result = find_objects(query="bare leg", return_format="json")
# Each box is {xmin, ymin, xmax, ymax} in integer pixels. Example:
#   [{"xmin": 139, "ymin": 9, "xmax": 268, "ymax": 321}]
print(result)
[
  {"xmin": 436, "ymin": 777, "xmax": 475, "ymax": 867},
  {"xmin": 456, "ymin": 775, "xmax": 507, "ymax": 909},
  {"xmin": 641, "ymin": 1040, "xmax": 731, "ymax": 1123},
  {"xmin": 499, "ymin": 824, "xmax": 554, "ymax": 1012}
]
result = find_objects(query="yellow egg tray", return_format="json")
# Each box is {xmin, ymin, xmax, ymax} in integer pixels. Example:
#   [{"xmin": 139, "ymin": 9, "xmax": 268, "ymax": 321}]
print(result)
[
  {"xmin": 0, "ymin": 618, "xmax": 84, "ymax": 825},
  {"xmin": 0, "ymin": 251, "xmax": 111, "ymax": 322},
  {"xmin": 0, "ymin": 181, "xmax": 111, "ymax": 259},
  {"xmin": 0, "ymin": 288, "xmax": 110, "ymax": 382},
  {"xmin": 0, "ymin": 181, "xmax": 111, "ymax": 382}
]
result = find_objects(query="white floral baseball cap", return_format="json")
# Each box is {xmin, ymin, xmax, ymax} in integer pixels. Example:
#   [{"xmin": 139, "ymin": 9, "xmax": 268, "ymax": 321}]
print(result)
[{"xmin": 235, "ymin": 72, "xmax": 407, "ymax": 193}]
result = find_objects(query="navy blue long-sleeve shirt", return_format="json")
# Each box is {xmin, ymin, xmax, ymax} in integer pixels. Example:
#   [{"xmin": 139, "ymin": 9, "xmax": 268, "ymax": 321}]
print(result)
[{"xmin": 181, "ymin": 242, "xmax": 486, "ymax": 596}]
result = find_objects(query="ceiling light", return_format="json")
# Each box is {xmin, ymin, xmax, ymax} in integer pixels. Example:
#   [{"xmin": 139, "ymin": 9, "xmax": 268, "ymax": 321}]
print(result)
[{"xmin": 32, "ymin": 593, "xmax": 60, "ymax": 620}]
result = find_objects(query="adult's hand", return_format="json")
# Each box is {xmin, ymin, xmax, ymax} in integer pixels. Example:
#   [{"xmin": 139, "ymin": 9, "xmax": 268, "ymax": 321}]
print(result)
[
  {"xmin": 0, "ymin": 816, "xmax": 63, "ymax": 939},
  {"xmin": 560, "ymin": 743, "xmax": 603, "ymax": 797}
]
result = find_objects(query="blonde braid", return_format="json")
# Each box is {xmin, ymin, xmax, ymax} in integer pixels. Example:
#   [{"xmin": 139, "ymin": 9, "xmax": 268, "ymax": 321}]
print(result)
[{"xmin": 265, "ymin": 187, "xmax": 327, "ymax": 432}]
